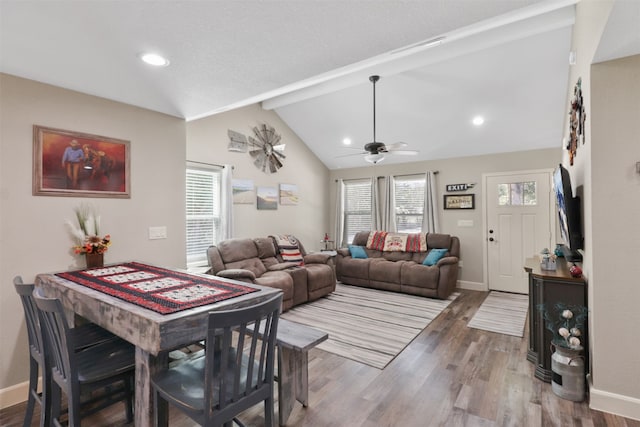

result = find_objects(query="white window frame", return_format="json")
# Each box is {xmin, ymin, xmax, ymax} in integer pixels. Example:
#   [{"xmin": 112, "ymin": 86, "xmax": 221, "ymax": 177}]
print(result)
[
  {"xmin": 186, "ymin": 162, "xmax": 222, "ymax": 266},
  {"xmin": 394, "ymin": 175, "xmax": 425, "ymax": 233},
  {"xmin": 343, "ymin": 178, "xmax": 372, "ymax": 244}
]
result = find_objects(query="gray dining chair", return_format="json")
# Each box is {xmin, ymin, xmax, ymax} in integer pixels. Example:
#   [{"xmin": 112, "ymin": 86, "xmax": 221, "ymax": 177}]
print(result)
[
  {"xmin": 151, "ymin": 293, "xmax": 283, "ymax": 427},
  {"xmin": 32, "ymin": 287, "xmax": 135, "ymax": 426},
  {"xmin": 13, "ymin": 276, "xmax": 120, "ymax": 427}
]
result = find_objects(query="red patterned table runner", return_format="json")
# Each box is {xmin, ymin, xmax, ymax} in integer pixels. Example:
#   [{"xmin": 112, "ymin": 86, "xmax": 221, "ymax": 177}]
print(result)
[{"xmin": 56, "ymin": 262, "xmax": 259, "ymax": 314}]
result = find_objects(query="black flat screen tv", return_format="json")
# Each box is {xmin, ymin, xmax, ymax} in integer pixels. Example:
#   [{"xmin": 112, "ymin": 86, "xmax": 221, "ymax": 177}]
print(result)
[{"xmin": 553, "ymin": 164, "xmax": 583, "ymax": 262}]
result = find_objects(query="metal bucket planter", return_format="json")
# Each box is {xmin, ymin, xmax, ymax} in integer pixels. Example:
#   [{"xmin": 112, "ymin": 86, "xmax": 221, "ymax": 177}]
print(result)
[{"xmin": 551, "ymin": 343, "xmax": 585, "ymax": 402}]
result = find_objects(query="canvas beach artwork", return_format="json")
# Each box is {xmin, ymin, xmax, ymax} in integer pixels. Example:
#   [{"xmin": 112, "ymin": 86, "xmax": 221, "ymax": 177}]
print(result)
[
  {"xmin": 257, "ymin": 186, "xmax": 278, "ymax": 210},
  {"xmin": 232, "ymin": 179, "xmax": 255, "ymax": 204}
]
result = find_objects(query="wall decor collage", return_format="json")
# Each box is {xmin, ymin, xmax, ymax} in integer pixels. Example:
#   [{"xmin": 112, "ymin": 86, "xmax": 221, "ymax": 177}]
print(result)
[
  {"xmin": 232, "ymin": 179, "xmax": 298, "ymax": 210},
  {"xmin": 444, "ymin": 182, "xmax": 475, "ymax": 209}
]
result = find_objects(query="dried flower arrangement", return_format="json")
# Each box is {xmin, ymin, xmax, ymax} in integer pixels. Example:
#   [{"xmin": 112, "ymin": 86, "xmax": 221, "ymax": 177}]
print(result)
[{"xmin": 65, "ymin": 204, "xmax": 111, "ymax": 255}]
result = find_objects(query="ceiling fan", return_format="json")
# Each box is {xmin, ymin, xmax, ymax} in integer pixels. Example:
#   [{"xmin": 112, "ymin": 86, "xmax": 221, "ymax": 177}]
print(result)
[{"xmin": 342, "ymin": 75, "xmax": 419, "ymax": 164}]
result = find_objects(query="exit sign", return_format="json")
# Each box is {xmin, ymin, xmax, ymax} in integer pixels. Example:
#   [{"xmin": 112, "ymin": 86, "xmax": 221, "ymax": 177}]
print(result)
[{"xmin": 446, "ymin": 184, "xmax": 470, "ymax": 192}]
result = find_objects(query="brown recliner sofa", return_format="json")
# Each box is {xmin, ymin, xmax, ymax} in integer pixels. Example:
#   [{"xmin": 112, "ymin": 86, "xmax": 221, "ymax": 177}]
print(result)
[
  {"xmin": 206, "ymin": 236, "xmax": 336, "ymax": 311},
  {"xmin": 336, "ymin": 231, "xmax": 460, "ymax": 299}
]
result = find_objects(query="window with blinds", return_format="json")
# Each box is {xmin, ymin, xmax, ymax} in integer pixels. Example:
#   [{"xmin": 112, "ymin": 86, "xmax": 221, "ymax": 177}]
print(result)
[
  {"xmin": 394, "ymin": 176, "xmax": 425, "ymax": 233},
  {"xmin": 344, "ymin": 179, "xmax": 372, "ymax": 244},
  {"xmin": 186, "ymin": 166, "xmax": 222, "ymax": 265}
]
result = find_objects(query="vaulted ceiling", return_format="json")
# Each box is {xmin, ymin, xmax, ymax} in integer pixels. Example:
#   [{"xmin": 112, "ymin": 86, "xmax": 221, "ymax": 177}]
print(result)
[{"xmin": 2, "ymin": 1, "xmax": 638, "ymax": 169}]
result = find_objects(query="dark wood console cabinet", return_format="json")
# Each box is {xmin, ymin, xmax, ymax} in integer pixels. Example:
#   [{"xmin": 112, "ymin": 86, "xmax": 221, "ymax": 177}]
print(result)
[{"xmin": 524, "ymin": 257, "xmax": 588, "ymax": 382}]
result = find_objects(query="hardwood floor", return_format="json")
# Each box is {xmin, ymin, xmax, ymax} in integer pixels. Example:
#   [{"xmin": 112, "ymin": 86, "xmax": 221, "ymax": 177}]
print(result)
[{"xmin": 2, "ymin": 289, "xmax": 639, "ymax": 427}]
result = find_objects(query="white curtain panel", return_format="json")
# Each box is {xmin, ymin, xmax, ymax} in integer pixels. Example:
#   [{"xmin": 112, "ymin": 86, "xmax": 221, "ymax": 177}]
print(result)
[
  {"xmin": 221, "ymin": 164, "xmax": 234, "ymax": 240},
  {"xmin": 371, "ymin": 176, "xmax": 381, "ymax": 231},
  {"xmin": 334, "ymin": 179, "xmax": 345, "ymax": 248},
  {"xmin": 381, "ymin": 176, "xmax": 397, "ymax": 232},
  {"xmin": 422, "ymin": 171, "xmax": 440, "ymax": 233}
]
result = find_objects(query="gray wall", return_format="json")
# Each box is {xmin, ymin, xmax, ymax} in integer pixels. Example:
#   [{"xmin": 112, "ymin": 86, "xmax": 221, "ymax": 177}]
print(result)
[
  {"xmin": 329, "ymin": 148, "xmax": 561, "ymax": 286},
  {"xmin": 186, "ymin": 103, "xmax": 331, "ymax": 251},
  {"xmin": 590, "ymin": 54, "xmax": 640, "ymax": 413},
  {"xmin": 0, "ymin": 74, "xmax": 186, "ymax": 399}
]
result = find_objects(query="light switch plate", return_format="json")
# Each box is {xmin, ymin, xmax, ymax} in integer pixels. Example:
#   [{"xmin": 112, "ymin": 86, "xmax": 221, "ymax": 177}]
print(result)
[
  {"xmin": 148, "ymin": 226, "xmax": 167, "ymax": 240},
  {"xmin": 457, "ymin": 219, "xmax": 474, "ymax": 227}
]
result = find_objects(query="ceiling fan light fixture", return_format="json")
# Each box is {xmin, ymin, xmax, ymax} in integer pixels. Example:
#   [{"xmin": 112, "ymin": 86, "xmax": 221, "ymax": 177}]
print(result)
[{"xmin": 365, "ymin": 153, "xmax": 385, "ymax": 164}]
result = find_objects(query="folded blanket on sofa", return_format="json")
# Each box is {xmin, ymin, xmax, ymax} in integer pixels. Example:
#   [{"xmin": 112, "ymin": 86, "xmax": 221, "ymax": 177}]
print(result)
[
  {"xmin": 271, "ymin": 234, "xmax": 305, "ymax": 265},
  {"xmin": 366, "ymin": 231, "xmax": 427, "ymax": 252}
]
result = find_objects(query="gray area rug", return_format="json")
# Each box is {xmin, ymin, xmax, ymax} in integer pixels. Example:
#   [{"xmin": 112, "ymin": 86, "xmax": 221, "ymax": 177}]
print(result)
[
  {"xmin": 281, "ymin": 283, "xmax": 459, "ymax": 369},
  {"xmin": 467, "ymin": 291, "xmax": 529, "ymax": 337}
]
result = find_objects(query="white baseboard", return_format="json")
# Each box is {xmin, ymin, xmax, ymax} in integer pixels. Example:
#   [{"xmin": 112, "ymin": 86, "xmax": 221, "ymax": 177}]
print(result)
[
  {"xmin": 0, "ymin": 377, "xmax": 38, "ymax": 410},
  {"xmin": 456, "ymin": 280, "xmax": 487, "ymax": 292},
  {"xmin": 589, "ymin": 379, "xmax": 640, "ymax": 421}
]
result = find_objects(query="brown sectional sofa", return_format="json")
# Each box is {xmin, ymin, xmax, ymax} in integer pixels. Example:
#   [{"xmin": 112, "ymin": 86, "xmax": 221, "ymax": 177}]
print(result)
[
  {"xmin": 206, "ymin": 236, "xmax": 336, "ymax": 311},
  {"xmin": 336, "ymin": 231, "xmax": 460, "ymax": 299}
]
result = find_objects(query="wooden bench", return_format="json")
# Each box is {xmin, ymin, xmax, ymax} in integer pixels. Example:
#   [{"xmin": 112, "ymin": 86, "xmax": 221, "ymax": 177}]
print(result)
[{"xmin": 248, "ymin": 318, "xmax": 328, "ymax": 426}]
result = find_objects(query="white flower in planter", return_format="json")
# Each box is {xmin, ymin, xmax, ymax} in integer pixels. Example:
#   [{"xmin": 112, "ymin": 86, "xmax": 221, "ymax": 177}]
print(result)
[
  {"xmin": 562, "ymin": 310, "xmax": 574, "ymax": 319},
  {"xmin": 558, "ymin": 327, "xmax": 570, "ymax": 338},
  {"xmin": 569, "ymin": 336, "xmax": 581, "ymax": 349}
]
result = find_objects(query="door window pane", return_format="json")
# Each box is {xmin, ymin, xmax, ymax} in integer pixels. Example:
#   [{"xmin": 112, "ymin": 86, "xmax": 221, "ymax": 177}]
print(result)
[{"xmin": 498, "ymin": 181, "xmax": 537, "ymax": 206}]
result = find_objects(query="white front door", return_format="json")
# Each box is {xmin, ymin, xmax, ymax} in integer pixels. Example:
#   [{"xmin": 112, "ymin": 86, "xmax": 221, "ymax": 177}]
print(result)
[{"xmin": 486, "ymin": 171, "xmax": 553, "ymax": 294}]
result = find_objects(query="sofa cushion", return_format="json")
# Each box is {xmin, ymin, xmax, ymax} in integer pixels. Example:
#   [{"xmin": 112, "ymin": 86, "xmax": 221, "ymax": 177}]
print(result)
[
  {"xmin": 423, "ymin": 248, "xmax": 448, "ymax": 266},
  {"xmin": 352, "ymin": 231, "xmax": 371, "ymax": 247},
  {"xmin": 427, "ymin": 233, "xmax": 452, "ymax": 251},
  {"xmin": 348, "ymin": 245, "xmax": 368, "ymax": 259},
  {"xmin": 305, "ymin": 264, "xmax": 335, "ymax": 293},
  {"xmin": 218, "ymin": 238, "xmax": 258, "ymax": 263},
  {"xmin": 337, "ymin": 257, "xmax": 370, "ymax": 280},
  {"xmin": 401, "ymin": 262, "xmax": 440, "ymax": 289},
  {"xmin": 225, "ymin": 257, "xmax": 267, "ymax": 277},
  {"xmin": 255, "ymin": 271, "xmax": 294, "ymax": 301},
  {"xmin": 370, "ymin": 259, "xmax": 403, "ymax": 284},
  {"xmin": 255, "ymin": 237, "xmax": 278, "ymax": 258},
  {"xmin": 382, "ymin": 251, "xmax": 413, "ymax": 262}
]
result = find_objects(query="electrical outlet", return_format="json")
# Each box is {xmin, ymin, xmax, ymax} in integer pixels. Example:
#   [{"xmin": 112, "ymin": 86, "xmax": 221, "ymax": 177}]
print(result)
[
  {"xmin": 457, "ymin": 220, "xmax": 474, "ymax": 227},
  {"xmin": 148, "ymin": 226, "xmax": 167, "ymax": 240},
  {"xmin": 459, "ymin": 260, "xmax": 464, "ymax": 268}
]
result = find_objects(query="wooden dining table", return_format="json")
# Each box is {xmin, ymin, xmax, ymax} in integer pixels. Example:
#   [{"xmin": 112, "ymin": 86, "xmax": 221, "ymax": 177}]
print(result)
[{"xmin": 35, "ymin": 264, "xmax": 282, "ymax": 427}]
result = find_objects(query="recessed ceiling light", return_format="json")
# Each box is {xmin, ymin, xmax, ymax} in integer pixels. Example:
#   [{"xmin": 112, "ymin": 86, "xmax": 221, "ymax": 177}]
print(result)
[
  {"xmin": 342, "ymin": 138, "xmax": 352, "ymax": 145},
  {"xmin": 140, "ymin": 53, "xmax": 170, "ymax": 67},
  {"xmin": 472, "ymin": 116, "xmax": 485, "ymax": 126}
]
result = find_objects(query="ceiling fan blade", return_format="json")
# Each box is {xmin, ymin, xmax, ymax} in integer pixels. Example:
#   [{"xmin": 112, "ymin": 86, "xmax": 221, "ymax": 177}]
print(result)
[
  {"xmin": 388, "ymin": 150, "xmax": 419, "ymax": 156},
  {"xmin": 335, "ymin": 151, "xmax": 367, "ymax": 158},
  {"xmin": 386, "ymin": 141, "xmax": 408, "ymax": 150}
]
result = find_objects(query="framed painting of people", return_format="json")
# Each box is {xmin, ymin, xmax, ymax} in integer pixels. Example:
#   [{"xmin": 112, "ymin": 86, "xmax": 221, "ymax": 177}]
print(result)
[{"xmin": 33, "ymin": 125, "xmax": 130, "ymax": 198}]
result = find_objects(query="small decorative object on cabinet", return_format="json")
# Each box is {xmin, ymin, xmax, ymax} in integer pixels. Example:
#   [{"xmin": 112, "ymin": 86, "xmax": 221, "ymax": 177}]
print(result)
[
  {"xmin": 539, "ymin": 248, "xmax": 557, "ymax": 271},
  {"xmin": 524, "ymin": 256, "xmax": 587, "ymax": 383}
]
